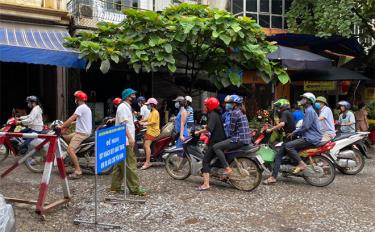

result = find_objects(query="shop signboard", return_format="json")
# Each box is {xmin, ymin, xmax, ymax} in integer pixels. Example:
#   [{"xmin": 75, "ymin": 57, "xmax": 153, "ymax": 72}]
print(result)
[{"xmin": 304, "ymin": 81, "xmax": 336, "ymax": 91}]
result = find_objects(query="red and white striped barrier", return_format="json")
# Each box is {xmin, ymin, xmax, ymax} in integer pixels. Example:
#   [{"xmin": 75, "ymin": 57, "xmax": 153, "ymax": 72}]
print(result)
[{"xmin": 0, "ymin": 131, "xmax": 71, "ymax": 215}]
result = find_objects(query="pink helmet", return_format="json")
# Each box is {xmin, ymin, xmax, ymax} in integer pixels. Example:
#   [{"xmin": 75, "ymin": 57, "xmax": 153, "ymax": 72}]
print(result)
[{"xmin": 145, "ymin": 98, "xmax": 158, "ymax": 105}]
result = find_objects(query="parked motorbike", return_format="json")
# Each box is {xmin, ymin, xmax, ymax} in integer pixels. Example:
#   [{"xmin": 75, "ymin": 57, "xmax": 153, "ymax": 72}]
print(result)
[
  {"xmin": 163, "ymin": 133, "xmax": 264, "ymax": 191},
  {"xmin": 134, "ymin": 118, "xmax": 175, "ymax": 163},
  {"xmin": 254, "ymin": 125, "xmax": 336, "ymax": 187},
  {"xmin": 24, "ymin": 119, "xmax": 113, "ymax": 174},
  {"xmin": 329, "ymin": 132, "xmax": 370, "ymax": 175}
]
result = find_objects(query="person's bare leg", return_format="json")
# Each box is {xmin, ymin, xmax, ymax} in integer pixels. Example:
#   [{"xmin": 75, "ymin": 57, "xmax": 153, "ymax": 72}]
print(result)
[
  {"xmin": 67, "ymin": 146, "xmax": 82, "ymax": 175},
  {"xmin": 198, "ymin": 173, "xmax": 210, "ymax": 190},
  {"xmin": 142, "ymin": 140, "xmax": 152, "ymax": 168}
]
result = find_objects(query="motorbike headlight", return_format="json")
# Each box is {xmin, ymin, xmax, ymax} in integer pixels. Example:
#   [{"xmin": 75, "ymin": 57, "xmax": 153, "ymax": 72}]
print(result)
[{"xmin": 0, "ymin": 144, "xmax": 8, "ymax": 156}]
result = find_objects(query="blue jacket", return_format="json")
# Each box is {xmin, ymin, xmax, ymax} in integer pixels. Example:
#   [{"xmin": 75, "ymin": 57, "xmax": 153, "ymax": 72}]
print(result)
[
  {"xmin": 293, "ymin": 105, "xmax": 322, "ymax": 145},
  {"xmin": 222, "ymin": 110, "xmax": 231, "ymax": 138}
]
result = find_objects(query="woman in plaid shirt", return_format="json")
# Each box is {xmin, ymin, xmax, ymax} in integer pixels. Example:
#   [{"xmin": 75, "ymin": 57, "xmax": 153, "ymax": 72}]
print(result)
[{"xmin": 213, "ymin": 95, "xmax": 251, "ymax": 176}]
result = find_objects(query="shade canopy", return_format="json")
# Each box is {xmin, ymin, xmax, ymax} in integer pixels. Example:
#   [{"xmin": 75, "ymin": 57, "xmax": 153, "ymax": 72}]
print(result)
[
  {"xmin": 267, "ymin": 45, "xmax": 332, "ymax": 70},
  {"xmin": 0, "ymin": 22, "xmax": 86, "ymax": 69},
  {"xmin": 291, "ymin": 67, "xmax": 371, "ymax": 81}
]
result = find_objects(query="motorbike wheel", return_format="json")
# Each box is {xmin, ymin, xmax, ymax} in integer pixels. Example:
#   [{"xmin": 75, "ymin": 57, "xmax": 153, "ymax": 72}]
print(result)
[
  {"xmin": 337, "ymin": 149, "xmax": 365, "ymax": 175},
  {"xmin": 303, "ymin": 155, "xmax": 335, "ymax": 187},
  {"xmin": 0, "ymin": 145, "xmax": 9, "ymax": 163},
  {"xmin": 25, "ymin": 151, "xmax": 46, "ymax": 173},
  {"xmin": 165, "ymin": 153, "xmax": 191, "ymax": 180},
  {"xmin": 228, "ymin": 158, "xmax": 262, "ymax": 191}
]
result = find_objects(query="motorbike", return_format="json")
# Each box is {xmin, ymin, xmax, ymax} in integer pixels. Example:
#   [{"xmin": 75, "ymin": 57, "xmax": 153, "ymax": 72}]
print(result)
[
  {"xmin": 329, "ymin": 132, "xmax": 370, "ymax": 175},
  {"xmin": 163, "ymin": 133, "xmax": 264, "ymax": 191},
  {"xmin": 0, "ymin": 117, "xmax": 24, "ymax": 163},
  {"xmin": 24, "ymin": 119, "xmax": 113, "ymax": 175},
  {"xmin": 134, "ymin": 118, "xmax": 175, "ymax": 163},
  {"xmin": 254, "ymin": 125, "xmax": 337, "ymax": 187}
]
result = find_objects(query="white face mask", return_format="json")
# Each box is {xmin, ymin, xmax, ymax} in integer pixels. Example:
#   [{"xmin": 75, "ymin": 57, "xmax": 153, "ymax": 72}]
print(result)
[
  {"xmin": 27, "ymin": 103, "xmax": 32, "ymax": 109},
  {"xmin": 75, "ymin": 99, "xmax": 78, "ymax": 105}
]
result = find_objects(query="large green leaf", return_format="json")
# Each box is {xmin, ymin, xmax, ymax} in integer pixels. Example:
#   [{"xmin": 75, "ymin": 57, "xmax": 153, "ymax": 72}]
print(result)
[
  {"xmin": 164, "ymin": 44, "xmax": 173, "ymax": 53},
  {"xmin": 219, "ymin": 34, "xmax": 231, "ymax": 45},
  {"xmin": 100, "ymin": 59, "xmax": 110, "ymax": 73}
]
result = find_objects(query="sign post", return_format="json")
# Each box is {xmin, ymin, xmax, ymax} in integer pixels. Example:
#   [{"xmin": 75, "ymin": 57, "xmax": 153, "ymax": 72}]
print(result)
[{"xmin": 74, "ymin": 125, "xmax": 127, "ymax": 229}]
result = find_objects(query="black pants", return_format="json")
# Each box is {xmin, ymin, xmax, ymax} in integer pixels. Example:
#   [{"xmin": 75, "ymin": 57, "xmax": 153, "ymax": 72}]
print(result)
[
  {"xmin": 284, "ymin": 138, "xmax": 312, "ymax": 163},
  {"xmin": 213, "ymin": 139, "xmax": 244, "ymax": 169},
  {"xmin": 202, "ymin": 145, "xmax": 215, "ymax": 173}
]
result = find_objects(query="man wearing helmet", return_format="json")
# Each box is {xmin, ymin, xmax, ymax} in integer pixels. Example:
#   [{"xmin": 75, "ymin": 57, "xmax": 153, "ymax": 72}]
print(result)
[
  {"xmin": 337, "ymin": 101, "xmax": 355, "ymax": 133},
  {"xmin": 195, "ymin": 97, "xmax": 226, "ymax": 191},
  {"xmin": 59, "ymin": 90, "xmax": 92, "ymax": 179},
  {"xmin": 263, "ymin": 99, "xmax": 295, "ymax": 185},
  {"xmin": 17, "ymin": 96, "xmax": 44, "ymax": 153},
  {"xmin": 111, "ymin": 88, "xmax": 146, "ymax": 196},
  {"xmin": 315, "ymin": 96, "xmax": 336, "ymax": 141},
  {"xmin": 137, "ymin": 96, "xmax": 150, "ymax": 121},
  {"xmin": 285, "ymin": 93, "xmax": 322, "ymax": 174},
  {"xmin": 213, "ymin": 95, "xmax": 251, "ymax": 176}
]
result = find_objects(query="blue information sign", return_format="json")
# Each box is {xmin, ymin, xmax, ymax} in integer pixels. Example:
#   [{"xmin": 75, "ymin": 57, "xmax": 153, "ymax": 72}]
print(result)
[{"xmin": 95, "ymin": 125, "xmax": 127, "ymax": 174}]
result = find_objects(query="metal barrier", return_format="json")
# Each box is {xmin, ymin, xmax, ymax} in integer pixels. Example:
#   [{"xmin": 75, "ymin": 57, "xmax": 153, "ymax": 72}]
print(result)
[{"xmin": 0, "ymin": 132, "xmax": 71, "ymax": 217}]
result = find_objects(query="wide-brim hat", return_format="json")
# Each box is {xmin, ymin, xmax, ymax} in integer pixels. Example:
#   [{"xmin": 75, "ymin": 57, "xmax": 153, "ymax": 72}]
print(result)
[
  {"xmin": 316, "ymin": 96, "xmax": 328, "ymax": 105},
  {"xmin": 122, "ymin": 88, "xmax": 137, "ymax": 100}
]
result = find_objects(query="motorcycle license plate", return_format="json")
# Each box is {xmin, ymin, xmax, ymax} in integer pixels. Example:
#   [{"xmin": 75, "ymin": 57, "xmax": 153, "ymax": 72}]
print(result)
[{"xmin": 256, "ymin": 155, "xmax": 264, "ymax": 164}]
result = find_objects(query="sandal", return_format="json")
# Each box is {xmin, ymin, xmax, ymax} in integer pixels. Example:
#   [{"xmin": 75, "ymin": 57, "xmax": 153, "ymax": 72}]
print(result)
[
  {"xmin": 68, "ymin": 173, "xmax": 82, "ymax": 180},
  {"xmin": 140, "ymin": 163, "xmax": 152, "ymax": 170},
  {"xmin": 292, "ymin": 166, "xmax": 306, "ymax": 174},
  {"xmin": 196, "ymin": 185, "xmax": 210, "ymax": 191},
  {"xmin": 262, "ymin": 177, "xmax": 276, "ymax": 185}
]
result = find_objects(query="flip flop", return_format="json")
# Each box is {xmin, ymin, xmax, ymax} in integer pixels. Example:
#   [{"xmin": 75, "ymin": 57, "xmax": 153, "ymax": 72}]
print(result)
[
  {"xmin": 262, "ymin": 178, "xmax": 276, "ymax": 185},
  {"xmin": 140, "ymin": 163, "xmax": 152, "ymax": 170},
  {"xmin": 292, "ymin": 166, "xmax": 305, "ymax": 174},
  {"xmin": 196, "ymin": 185, "xmax": 210, "ymax": 191},
  {"xmin": 68, "ymin": 173, "xmax": 82, "ymax": 180}
]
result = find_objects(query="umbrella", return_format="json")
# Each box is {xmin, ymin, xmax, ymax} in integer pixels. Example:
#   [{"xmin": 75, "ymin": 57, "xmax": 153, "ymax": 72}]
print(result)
[
  {"xmin": 291, "ymin": 67, "xmax": 371, "ymax": 81},
  {"xmin": 267, "ymin": 46, "xmax": 332, "ymax": 70}
]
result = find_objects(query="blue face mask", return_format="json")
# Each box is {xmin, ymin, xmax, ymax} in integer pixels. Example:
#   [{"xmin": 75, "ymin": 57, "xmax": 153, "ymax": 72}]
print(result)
[
  {"xmin": 314, "ymin": 102, "xmax": 321, "ymax": 110},
  {"xmin": 225, "ymin": 103, "xmax": 233, "ymax": 111}
]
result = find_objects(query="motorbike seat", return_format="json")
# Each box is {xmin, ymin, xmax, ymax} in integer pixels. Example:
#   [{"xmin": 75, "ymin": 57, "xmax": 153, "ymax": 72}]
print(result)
[
  {"xmin": 82, "ymin": 135, "xmax": 95, "ymax": 143},
  {"xmin": 226, "ymin": 144, "xmax": 259, "ymax": 154},
  {"xmin": 313, "ymin": 140, "xmax": 329, "ymax": 147},
  {"xmin": 333, "ymin": 133, "xmax": 356, "ymax": 141}
]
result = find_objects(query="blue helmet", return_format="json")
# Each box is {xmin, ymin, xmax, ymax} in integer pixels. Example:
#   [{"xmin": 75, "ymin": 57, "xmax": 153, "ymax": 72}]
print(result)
[
  {"xmin": 122, "ymin": 88, "xmax": 137, "ymax": 100},
  {"xmin": 229, "ymin": 95, "xmax": 243, "ymax": 104},
  {"xmin": 137, "ymin": 96, "xmax": 146, "ymax": 103},
  {"xmin": 338, "ymin": 100, "xmax": 351, "ymax": 110}
]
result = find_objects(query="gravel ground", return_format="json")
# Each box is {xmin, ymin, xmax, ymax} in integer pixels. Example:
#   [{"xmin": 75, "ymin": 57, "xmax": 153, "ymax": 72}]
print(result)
[{"xmin": 0, "ymin": 147, "xmax": 374, "ymax": 232}]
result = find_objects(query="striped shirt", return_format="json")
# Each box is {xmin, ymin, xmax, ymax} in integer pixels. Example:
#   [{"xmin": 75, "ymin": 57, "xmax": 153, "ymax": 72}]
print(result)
[
  {"xmin": 230, "ymin": 108, "xmax": 251, "ymax": 144},
  {"xmin": 186, "ymin": 106, "xmax": 194, "ymax": 123}
]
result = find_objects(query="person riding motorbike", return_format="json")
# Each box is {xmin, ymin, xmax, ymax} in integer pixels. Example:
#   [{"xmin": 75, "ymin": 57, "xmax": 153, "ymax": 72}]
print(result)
[
  {"xmin": 173, "ymin": 96, "xmax": 188, "ymax": 150},
  {"xmin": 212, "ymin": 95, "xmax": 252, "ymax": 176},
  {"xmin": 107, "ymin": 98, "xmax": 122, "ymax": 124},
  {"xmin": 195, "ymin": 97, "xmax": 226, "ymax": 191},
  {"xmin": 315, "ymin": 96, "xmax": 336, "ymax": 141},
  {"xmin": 222, "ymin": 95, "xmax": 232, "ymax": 138},
  {"xmin": 17, "ymin": 96, "xmax": 44, "ymax": 153},
  {"xmin": 285, "ymin": 93, "xmax": 322, "ymax": 174},
  {"xmin": 337, "ymin": 100, "xmax": 355, "ymax": 133},
  {"xmin": 137, "ymin": 96, "xmax": 150, "ymax": 121},
  {"xmin": 263, "ymin": 99, "xmax": 296, "ymax": 185},
  {"xmin": 185, "ymin": 96, "xmax": 194, "ymax": 130},
  {"xmin": 139, "ymin": 98, "xmax": 160, "ymax": 170},
  {"xmin": 58, "ymin": 90, "xmax": 92, "ymax": 179}
]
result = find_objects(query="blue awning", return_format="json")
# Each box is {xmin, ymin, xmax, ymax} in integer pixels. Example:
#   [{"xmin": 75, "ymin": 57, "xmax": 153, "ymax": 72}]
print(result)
[{"xmin": 0, "ymin": 22, "xmax": 86, "ymax": 69}]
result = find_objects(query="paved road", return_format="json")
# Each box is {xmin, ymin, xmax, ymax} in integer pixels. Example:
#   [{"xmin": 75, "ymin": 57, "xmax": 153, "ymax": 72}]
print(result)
[{"xmin": 0, "ymin": 147, "xmax": 374, "ymax": 231}]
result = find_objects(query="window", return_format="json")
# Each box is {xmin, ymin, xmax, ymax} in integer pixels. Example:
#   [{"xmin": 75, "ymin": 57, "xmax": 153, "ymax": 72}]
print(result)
[
  {"xmin": 107, "ymin": 0, "xmax": 122, "ymax": 11},
  {"xmin": 230, "ymin": 0, "xmax": 289, "ymax": 29}
]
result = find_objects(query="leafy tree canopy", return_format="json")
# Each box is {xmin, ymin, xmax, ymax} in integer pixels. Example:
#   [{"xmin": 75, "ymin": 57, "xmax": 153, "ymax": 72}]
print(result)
[
  {"xmin": 287, "ymin": 0, "xmax": 375, "ymax": 63},
  {"xmin": 66, "ymin": 4, "xmax": 289, "ymax": 91}
]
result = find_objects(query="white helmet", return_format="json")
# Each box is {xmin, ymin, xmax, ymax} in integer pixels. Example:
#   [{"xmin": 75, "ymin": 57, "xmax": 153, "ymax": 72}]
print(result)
[
  {"xmin": 300, "ymin": 92, "xmax": 316, "ymax": 103},
  {"xmin": 224, "ymin": 95, "xmax": 231, "ymax": 102},
  {"xmin": 185, "ymin": 96, "xmax": 192, "ymax": 103}
]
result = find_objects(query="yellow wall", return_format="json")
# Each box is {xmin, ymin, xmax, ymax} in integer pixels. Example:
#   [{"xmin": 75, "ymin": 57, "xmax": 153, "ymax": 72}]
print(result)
[{"xmin": 0, "ymin": 0, "xmax": 67, "ymax": 10}]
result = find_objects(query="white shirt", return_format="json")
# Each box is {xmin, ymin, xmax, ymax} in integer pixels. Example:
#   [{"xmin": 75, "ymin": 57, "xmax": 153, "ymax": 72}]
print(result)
[
  {"xmin": 20, "ymin": 105, "xmax": 43, "ymax": 132},
  {"xmin": 74, "ymin": 104, "xmax": 92, "ymax": 135},
  {"xmin": 116, "ymin": 102, "xmax": 135, "ymax": 146},
  {"xmin": 140, "ymin": 105, "xmax": 150, "ymax": 120}
]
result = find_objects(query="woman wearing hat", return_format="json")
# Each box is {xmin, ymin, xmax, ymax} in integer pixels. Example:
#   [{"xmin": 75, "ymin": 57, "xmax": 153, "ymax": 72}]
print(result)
[
  {"xmin": 315, "ymin": 96, "xmax": 336, "ymax": 141},
  {"xmin": 139, "ymin": 98, "xmax": 160, "ymax": 170}
]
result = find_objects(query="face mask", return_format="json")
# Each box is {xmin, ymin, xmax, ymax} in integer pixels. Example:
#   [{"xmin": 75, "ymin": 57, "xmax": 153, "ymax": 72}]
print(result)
[
  {"xmin": 225, "ymin": 103, "xmax": 233, "ymax": 111},
  {"xmin": 129, "ymin": 96, "xmax": 136, "ymax": 103},
  {"xmin": 147, "ymin": 105, "xmax": 151, "ymax": 110},
  {"xmin": 74, "ymin": 99, "xmax": 78, "ymax": 105},
  {"xmin": 27, "ymin": 103, "xmax": 32, "ymax": 109},
  {"xmin": 175, "ymin": 102, "xmax": 180, "ymax": 109},
  {"xmin": 314, "ymin": 102, "xmax": 321, "ymax": 110}
]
